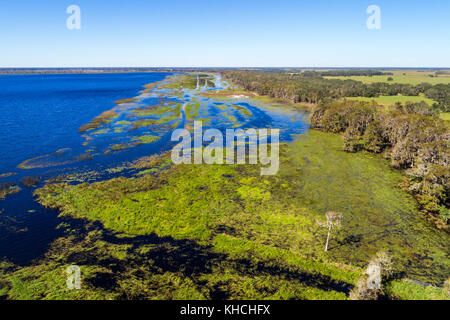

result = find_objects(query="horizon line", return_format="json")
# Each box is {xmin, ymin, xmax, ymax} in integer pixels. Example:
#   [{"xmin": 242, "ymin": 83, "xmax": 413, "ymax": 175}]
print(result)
[{"xmin": 1, "ymin": 67, "xmax": 450, "ymax": 70}]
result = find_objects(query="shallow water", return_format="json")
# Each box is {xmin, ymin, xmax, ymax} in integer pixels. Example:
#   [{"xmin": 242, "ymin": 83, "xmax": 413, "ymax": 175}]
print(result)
[{"xmin": 0, "ymin": 72, "xmax": 309, "ymax": 264}]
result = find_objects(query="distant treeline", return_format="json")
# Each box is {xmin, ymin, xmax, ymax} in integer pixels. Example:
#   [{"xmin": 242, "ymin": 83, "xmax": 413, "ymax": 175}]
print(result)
[
  {"xmin": 317, "ymin": 70, "xmax": 393, "ymax": 77},
  {"xmin": 224, "ymin": 71, "xmax": 450, "ymax": 113},
  {"xmin": 310, "ymin": 100, "xmax": 449, "ymax": 224}
]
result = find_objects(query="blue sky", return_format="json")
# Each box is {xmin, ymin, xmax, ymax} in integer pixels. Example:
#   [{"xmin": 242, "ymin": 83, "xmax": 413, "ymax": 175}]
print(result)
[{"xmin": 1, "ymin": 0, "xmax": 449, "ymax": 67}]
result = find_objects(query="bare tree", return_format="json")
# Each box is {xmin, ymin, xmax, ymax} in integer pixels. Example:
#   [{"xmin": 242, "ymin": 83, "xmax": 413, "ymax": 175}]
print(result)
[{"xmin": 318, "ymin": 211, "xmax": 343, "ymax": 252}]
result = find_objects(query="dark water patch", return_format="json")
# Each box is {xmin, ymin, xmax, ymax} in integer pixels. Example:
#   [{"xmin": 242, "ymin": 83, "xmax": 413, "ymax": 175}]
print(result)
[{"xmin": 0, "ymin": 189, "xmax": 62, "ymax": 265}]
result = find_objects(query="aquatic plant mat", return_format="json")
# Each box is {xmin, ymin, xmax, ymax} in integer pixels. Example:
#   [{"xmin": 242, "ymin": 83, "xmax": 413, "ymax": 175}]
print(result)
[
  {"xmin": 1, "ymin": 131, "xmax": 448, "ymax": 299},
  {"xmin": 0, "ymin": 74, "xmax": 448, "ymax": 300}
]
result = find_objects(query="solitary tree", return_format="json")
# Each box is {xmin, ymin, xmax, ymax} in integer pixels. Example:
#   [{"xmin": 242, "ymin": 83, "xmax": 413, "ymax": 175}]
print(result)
[{"xmin": 318, "ymin": 211, "xmax": 343, "ymax": 252}]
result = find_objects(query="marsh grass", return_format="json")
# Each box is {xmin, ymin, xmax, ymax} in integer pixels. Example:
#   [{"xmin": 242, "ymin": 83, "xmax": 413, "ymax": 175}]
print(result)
[
  {"xmin": 114, "ymin": 98, "xmax": 139, "ymax": 104},
  {"xmin": 385, "ymin": 279, "xmax": 448, "ymax": 300},
  {"xmin": 24, "ymin": 130, "xmax": 449, "ymax": 300},
  {"xmin": 79, "ymin": 110, "xmax": 118, "ymax": 133},
  {"xmin": 0, "ymin": 182, "xmax": 21, "ymax": 200}
]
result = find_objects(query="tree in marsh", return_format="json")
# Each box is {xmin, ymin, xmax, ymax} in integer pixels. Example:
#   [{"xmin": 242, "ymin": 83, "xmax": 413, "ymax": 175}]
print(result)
[{"xmin": 318, "ymin": 211, "xmax": 343, "ymax": 252}]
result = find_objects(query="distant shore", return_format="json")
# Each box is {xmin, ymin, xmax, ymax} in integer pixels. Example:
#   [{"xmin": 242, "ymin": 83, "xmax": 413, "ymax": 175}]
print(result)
[
  {"xmin": 0, "ymin": 68, "xmax": 184, "ymax": 75},
  {"xmin": 2, "ymin": 67, "xmax": 449, "ymax": 76},
  {"xmin": 0, "ymin": 68, "xmax": 244, "ymax": 75}
]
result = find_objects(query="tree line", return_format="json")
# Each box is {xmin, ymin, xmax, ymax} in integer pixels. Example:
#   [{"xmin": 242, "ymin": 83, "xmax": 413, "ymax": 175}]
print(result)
[
  {"xmin": 311, "ymin": 101, "xmax": 449, "ymax": 224},
  {"xmin": 223, "ymin": 71, "xmax": 449, "ymax": 225},
  {"xmin": 223, "ymin": 71, "xmax": 450, "ymax": 113}
]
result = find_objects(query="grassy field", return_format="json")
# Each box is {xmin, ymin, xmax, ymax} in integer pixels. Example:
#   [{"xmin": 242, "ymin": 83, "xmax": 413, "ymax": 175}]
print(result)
[
  {"xmin": 324, "ymin": 70, "xmax": 450, "ymax": 85},
  {"xmin": 440, "ymin": 112, "xmax": 450, "ymax": 120},
  {"xmin": 346, "ymin": 94, "xmax": 436, "ymax": 106}
]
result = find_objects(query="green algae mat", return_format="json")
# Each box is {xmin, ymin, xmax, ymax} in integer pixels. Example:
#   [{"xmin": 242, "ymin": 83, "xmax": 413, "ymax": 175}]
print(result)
[{"xmin": 1, "ymin": 129, "xmax": 447, "ymax": 300}]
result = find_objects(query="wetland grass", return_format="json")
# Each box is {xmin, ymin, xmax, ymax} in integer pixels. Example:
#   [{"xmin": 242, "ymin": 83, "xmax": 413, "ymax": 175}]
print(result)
[
  {"xmin": 79, "ymin": 110, "xmax": 119, "ymax": 133},
  {"xmin": 26, "ymin": 130, "xmax": 449, "ymax": 299}
]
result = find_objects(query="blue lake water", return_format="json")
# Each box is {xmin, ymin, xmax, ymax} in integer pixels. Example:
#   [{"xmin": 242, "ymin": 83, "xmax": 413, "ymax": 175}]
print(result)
[
  {"xmin": 0, "ymin": 72, "xmax": 172, "ymax": 175},
  {"xmin": 0, "ymin": 72, "xmax": 309, "ymax": 264}
]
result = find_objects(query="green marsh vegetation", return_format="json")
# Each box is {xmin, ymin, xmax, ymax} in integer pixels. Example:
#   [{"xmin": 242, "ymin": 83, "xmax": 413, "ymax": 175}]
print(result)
[
  {"xmin": 0, "ymin": 173, "xmax": 17, "ymax": 179},
  {"xmin": 76, "ymin": 82, "xmax": 185, "ymax": 155},
  {"xmin": 114, "ymin": 98, "xmax": 139, "ymax": 104},
  {"xmin": 6, "ymin": 130, "xmax": 442, "ymax": 299},
  {"xmin": 78, "ymin": 110, "xmax": 119, "ymax": 133},
  {"xmin": 0, "ymin": 182, "xmax": 21, "ymax": 200},
  {"xmin": 441, "ymin": 112, "xmax": 450, "ymax": 121},
  {"xmin": 310, "ymin": 100, "xmax": 449, "ymax": 225}
]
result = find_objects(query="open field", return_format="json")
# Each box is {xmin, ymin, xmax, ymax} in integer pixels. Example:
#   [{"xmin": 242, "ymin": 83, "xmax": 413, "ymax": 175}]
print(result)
[
  {"xmin": 346, "ymin": 94, "xmax": 436, "ymax": 106},
  {"xmin": 325, "ymin": 70, "xmax": 450, "ymax": 85}
]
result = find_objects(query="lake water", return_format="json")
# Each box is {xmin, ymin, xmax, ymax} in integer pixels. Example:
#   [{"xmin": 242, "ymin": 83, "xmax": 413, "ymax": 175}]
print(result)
[{"xmin": 0, "ymin": 72, "xmax": 309, "ymax": 264}]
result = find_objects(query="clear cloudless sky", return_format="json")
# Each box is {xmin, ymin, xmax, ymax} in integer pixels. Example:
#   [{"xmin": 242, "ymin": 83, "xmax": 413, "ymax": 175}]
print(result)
[{"xmin": 0, "ymin": 0, "xmax": 449, "ymax": 67}]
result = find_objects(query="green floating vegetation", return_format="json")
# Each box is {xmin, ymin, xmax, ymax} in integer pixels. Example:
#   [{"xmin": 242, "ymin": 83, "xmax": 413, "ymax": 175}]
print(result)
[
  {"xmin": 440, "ymin": 112, "xmax": 450, "ymax": 120},
  {"xmin": 0, "ymin": 182, "xmax": 21, "ymax": 200},
  {"xmin": 109, "ymin": 143, "xmax": 130, "ymax": 151},
  {"xmin": 0, "ymin": 260, "xmax": 116, "ymax": 300},
  {"xmin": 0, "ymin": 172, "xmax": 17, "ymax": 179},
  {"xmin": 115, "ymin": 120, "xmax": 132, "ymax": 125},
  {"xmin": 45, "ymin": 170, "xmax": 101, "ymax": 184},
  {"xmin": 385, "ymin": 279, "xmax": 449, "ymax": 300},
  {"xmin": 28, "ymin": 129, "xmax": 449, "ymax": 301},
  {"xmin": 115, "ymin": 98, "xmax": 139, "ymax": 104},
  {"xmin": 233, "ymin": 104, "xmax": 253, "ymax": 117},
  {"xmin": 79, "ymin": 110, "xmax": 118, "ymax": 133},
  {"xmin": 185, "ymin": 101, "xmax": 201, "ymax": 120},
  {"xmin": 131, "ymin": 135, "xmax": 161, "ymax": 145},
  {"xmin": 17, "ymin": 148, "xmax": 75, "ymax": 169}
]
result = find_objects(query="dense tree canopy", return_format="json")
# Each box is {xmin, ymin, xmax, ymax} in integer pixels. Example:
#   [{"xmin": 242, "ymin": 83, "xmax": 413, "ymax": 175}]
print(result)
[
  {"xmin": 224, "ymin": 71, "xmax": 450, "ymax": 113},
  {"xmin": 224, "ymin": 71, "xmax": 450, "ymax": 224}
]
